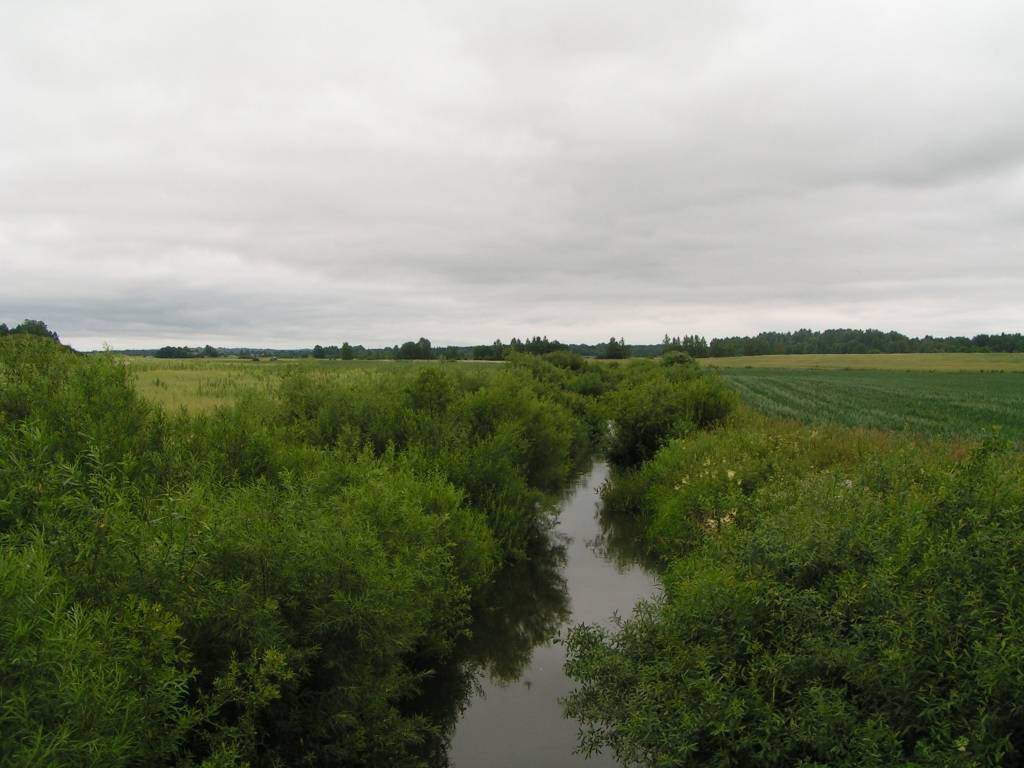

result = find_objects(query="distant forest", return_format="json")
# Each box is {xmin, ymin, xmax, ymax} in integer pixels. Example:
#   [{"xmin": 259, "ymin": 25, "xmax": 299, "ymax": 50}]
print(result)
[
  {"xmin": 706, "ymin": 328, "xmax": 1024, "ymax": 356},
  {"xmin": 129, "ymin": 329, "xmax": 1024, "ymax": 360},
  {"xmin": 6, "ymin": 319, "xmax": 1023, "ymax": 359}
]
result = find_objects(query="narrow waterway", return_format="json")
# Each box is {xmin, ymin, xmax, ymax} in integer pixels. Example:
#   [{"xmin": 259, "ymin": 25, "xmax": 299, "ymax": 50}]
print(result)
[{"xmin": 447, "ymin": 462, "xmax": 660, "ymax": 767}]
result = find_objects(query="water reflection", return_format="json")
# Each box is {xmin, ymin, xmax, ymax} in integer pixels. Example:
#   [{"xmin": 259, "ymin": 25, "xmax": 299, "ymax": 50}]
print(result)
[
  {"xmin": 416, "ymin": 463, "xmax": 659, "ymax": 767},
  {"xmin": 587, "ymin": 476, "xmax": 662, "ymax": 574},
  {"xmin": 465, "ymin": 529, "xmax": 572, "ymax": 682},
  {"xmin": 410, "ymin": 511, "xmax": 573, "ymax": 764}
]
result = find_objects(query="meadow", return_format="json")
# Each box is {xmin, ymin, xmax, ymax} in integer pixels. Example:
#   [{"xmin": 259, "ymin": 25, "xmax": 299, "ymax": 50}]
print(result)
[{"xmin": 121, "ymin": 356, "xmax": 489, "ymax": 412}]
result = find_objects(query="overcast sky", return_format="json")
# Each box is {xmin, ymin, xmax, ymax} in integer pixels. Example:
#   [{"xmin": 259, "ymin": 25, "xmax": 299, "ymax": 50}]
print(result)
[{"xmin": 2, "ymin": 1, "xmax": 1023, "ymax": 349}]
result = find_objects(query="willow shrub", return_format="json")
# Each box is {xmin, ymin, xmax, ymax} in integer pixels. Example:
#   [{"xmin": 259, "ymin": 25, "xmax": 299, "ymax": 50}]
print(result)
[
  {"xmin": 132, "ymin": 455, "xmax": 493, "ymax": 765},
  {"xmin": 0, "ymin": 336, "xmax": 607, "ymax": 765},
  {"xmin": 566, "ymin": 418, "xmax": 1024, "ymax": 767},
  {"xmin": 0, "ymin": 542, "xmax": 194, "ymax": 768},
  {"xmin": 603, "ymin": 358, "xmax": 737, "ymax": 467}
]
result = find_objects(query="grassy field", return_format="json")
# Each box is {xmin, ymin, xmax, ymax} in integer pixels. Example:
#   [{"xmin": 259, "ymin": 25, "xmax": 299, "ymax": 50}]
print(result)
[
  {"xmin": 700, "ymin": 352, "xmax": 1024, "ymax": 371},
  {"xmin": 718, "ymin": 366, "xmax": 1024, "ymax": 441},
  {"xmin": 123, "ymin": 354, "xmax": 1024, "ymax": 442},
  {"xmin": 121, "ymin": 356, "xmax": 478, "ymax": 412}
]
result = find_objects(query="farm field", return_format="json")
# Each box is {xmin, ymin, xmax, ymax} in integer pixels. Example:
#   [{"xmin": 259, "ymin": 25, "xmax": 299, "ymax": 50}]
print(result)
[
  {"xmin": 121, "ymin": 356, "xmax": 487, "ymax": 412},
  {"xmin": 700, "ymin": 352, "xmax": 1024, "ymax": 371},
  {"xmin": 718, "ymin": 366, "xmax": 1024, "ymax": 441}
]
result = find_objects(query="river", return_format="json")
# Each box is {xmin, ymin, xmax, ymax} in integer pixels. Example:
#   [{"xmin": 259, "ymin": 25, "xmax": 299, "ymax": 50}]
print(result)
[{"xmin": 445, "ymin": 461, "xmax": 660, "ymax": 767}]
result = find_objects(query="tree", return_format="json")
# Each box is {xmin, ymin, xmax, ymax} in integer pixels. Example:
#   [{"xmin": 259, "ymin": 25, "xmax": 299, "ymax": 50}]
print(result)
[
  {"xmin": 680, "ymin": 334, "xmax": 709, "ymax": 358},
  {"xmin": 600, "ymin": 337, "xmax": 630, "ymax": 359},
  {"xmin": 202, "ymin": 345, "xmax": 220, "ymax": 358},
  {"xmin": 662, "ymin": 335, "xmax": 684, "ymax": 354},
  {"xmin": 312, "ymin": 344, "xmax": 325, "ymax": 359},
  {"xmin": 396, "ymin": 338, "xmax": 433, "ymax": 360},
  {"xmin": 417, "ymin": 337, "xmax": 433, "ymax": 359},
  {"xmin": 341, "ymin": 342, "xmax": 353, "ymax": 360},
  {"xmin": 523, "ymin": 336, "xmax": 564, "ymax": 355},
  {"xmin": 12, "ymin": 319, "xmax": 60, "ymax": 344},
  {"xmin": 155, "ymin": 346, "xmax": 193, "ymax": 359}
]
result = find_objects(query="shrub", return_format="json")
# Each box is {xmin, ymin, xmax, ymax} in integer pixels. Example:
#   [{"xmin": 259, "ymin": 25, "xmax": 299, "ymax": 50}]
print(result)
[
  {"xmin": 0, "ymin": 542, "xmax": 194, "ymax": 767},
  {"xmin": 604, "ymin": 364, "xmax": 737, "ymax": 466},
  {"xmin": 0, "ymin": 334, "xmax": 617, "ymax": 763},
  {"xmin": 567, "ymin": 421, "xmax": 1024, "ymax": 767}
]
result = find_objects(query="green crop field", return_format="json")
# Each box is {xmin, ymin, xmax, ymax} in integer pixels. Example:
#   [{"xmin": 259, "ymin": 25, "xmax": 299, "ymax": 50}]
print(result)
[
  {"xmin": 718, "ymin": 366, "xmax": 1024, "ymax": 441},
  {"xmin": 121, "ymin": 356, "xmax": 493, "ymax": 412}
]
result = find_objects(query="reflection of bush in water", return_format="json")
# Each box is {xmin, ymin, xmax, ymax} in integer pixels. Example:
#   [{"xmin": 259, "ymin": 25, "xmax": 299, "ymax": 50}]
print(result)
[
  {"xmin": 588, "ymin": 478, "xmax": 661, "ymax": 573},
  {"xmin": 402, "ymin": 655, "xmax": 474, "ymax": 768},
  {"xmin": 464, "ymin": 528, "xmax": 571, "ymax": 683},
  {"xmin": 408, "ymin": 527, "xmax": 572, "ymax": 763}
]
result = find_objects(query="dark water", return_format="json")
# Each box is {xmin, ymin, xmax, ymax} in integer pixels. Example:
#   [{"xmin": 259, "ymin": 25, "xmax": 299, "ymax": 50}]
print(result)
[{"xmin": 445, "ymin": 462, "xmax": 660, "ymax": 767}]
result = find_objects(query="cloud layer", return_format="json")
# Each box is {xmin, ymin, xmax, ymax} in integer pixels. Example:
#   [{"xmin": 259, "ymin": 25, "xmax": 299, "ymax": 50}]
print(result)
[{"xmin": 2, "ymin": 1, "xmax": 1023, "ymax": 348}]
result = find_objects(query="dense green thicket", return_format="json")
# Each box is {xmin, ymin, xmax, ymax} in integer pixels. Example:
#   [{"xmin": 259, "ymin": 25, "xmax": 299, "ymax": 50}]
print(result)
[
  {"xmin": 566, "ymin": 411, "xmax": 1024, "ymax": 766},
  {"xmin": 0, "ymin": 337, "xmax": 639, "ymax": 766},
  {"xmin": 601, "ymin": 356, "xmax": 737, "ymax": 467}
]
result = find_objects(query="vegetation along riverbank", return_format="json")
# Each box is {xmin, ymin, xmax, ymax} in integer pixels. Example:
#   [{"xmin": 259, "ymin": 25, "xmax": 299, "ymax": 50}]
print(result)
[
  {"xmin": 565, "ymin": 394, "xmax": 1024, "ymax": 765},
  {"xmin": 0, "ymin": 336, "xmax": 732, "ymax": 766},
  {"xmin": 5, "ymin": 331, "xmax": 1023, "ymax": 766}
]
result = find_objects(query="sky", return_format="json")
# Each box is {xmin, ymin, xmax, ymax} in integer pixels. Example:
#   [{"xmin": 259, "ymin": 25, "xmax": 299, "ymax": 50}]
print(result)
[{"xmin": 2, "ymin": 1, "xmax": 1023, "ymax": 350}]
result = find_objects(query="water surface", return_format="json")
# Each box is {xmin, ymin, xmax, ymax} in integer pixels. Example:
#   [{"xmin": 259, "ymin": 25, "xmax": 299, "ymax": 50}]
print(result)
[{"xmin": 447, "ymin": 462, "xmax": 659, "ymax": 767}]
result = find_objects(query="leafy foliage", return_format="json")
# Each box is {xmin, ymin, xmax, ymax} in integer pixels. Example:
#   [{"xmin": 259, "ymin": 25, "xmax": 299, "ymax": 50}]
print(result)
[
  {"xmin": 566, "ymin": 412, "xmax": 1024, "ymax": 766},
  {"xmin": 602, "ymin": 359, "xmax": 737, "ymax": 466},
  {"xmin": 0, "ymin": 335, "xmax": 631, "ymax": 765},
  {"xmin": 0, "ymin": 542, "xmax": 194, "ymax": 768}
]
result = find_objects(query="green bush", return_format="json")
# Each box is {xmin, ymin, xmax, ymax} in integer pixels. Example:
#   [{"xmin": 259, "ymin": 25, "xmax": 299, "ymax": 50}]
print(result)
[
  {"xmin": 603, "ymin": 363, "xmax": 737, "ymax": 466},
  {"xmin": 567, "ymin": 418, "xmax": 1024, "ymax": 767},
  {"xmin": 0, "ymin": 542, "xmax": 194, "ymax": 767},
  {"xmin": 0, "ymin": 335, "xmax": 614, "ymax": 764}
]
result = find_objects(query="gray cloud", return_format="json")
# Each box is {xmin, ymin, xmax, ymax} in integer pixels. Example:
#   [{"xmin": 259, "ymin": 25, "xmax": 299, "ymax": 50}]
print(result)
[{"xmin": 2, "ymin": 0, "xmax": 1023, "ymax": 349}]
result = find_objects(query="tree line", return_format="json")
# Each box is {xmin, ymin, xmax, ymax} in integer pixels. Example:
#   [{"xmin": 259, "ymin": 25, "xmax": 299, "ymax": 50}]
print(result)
[
  {"xmin": 0, "ymin": 318, "xmax": 62, "ymax": 344},
  {"xmin": 154, "ymin": 344, "xmax": 221, "ymax": 358},
  {"xmin": 289, "ymin": 329, "xmax": 1024, "ymax": 361},
  {"xmin": 14, "ymin": 318, "xmax": 1024, "ymax": 360},
  {"xmin": 707, "ymin": 328, "xmax": 1024, "ymax": 356}
]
